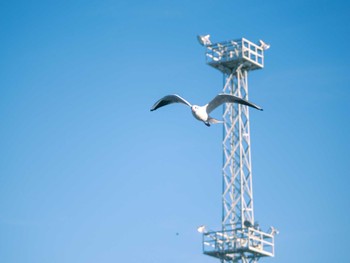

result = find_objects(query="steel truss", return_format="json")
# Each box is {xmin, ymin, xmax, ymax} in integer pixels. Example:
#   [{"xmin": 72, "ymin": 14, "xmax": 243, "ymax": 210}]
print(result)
[
  {"xmin": 200, "ymin": 38, "xmax": 276, "ymax": 263},
  {"xmin": 222, "ymin": 66, "xmax": 254, "ymax": 233}
]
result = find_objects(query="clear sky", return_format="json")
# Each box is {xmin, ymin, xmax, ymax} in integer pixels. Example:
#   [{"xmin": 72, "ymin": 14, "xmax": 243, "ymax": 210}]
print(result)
[{"xmin": 1, "ymin": 0, "xmax": 350, "ymax": 262}]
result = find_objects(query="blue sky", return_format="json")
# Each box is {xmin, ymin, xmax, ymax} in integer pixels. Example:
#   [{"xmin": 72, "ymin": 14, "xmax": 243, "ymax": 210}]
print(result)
[{"xmin": 1, "ymin": 0, "xmax": 350, "ymax": 262}]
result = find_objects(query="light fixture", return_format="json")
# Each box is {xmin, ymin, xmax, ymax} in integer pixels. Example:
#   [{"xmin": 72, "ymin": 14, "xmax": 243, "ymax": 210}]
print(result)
[
  {"xmin": 197, "ymin": 34, "xmax": 212, "ymax": 46},
  {"xmin": 197, "ymin": 225, "xmax": 207, "ymax": 233},
  {"xmin": 259, "ymin": 40, "xmax": 271, "ymax": 50},
  {"xmin": 268, "ymin": 226, "xmax": 279, "ymax": 235}
]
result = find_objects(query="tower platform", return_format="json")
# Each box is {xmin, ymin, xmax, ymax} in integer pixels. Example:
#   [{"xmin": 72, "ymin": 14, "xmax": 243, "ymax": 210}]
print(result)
[
  {"xmin": 202, "ymin": 228, "xmax": 274, "ymax": 261},
  {"xmin": 205, "ymin": 38, "xmax": 264, "ymax": 73}
]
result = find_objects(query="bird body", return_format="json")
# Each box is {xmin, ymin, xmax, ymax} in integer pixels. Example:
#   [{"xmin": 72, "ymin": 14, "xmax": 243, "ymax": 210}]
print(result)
[
  {"xmin": 151, "ymin": 93, "xmax": 262, "ymax": 127},
  {"xmin": 191, "ymin": 105, "xmax": 208, "ymax": 123}
]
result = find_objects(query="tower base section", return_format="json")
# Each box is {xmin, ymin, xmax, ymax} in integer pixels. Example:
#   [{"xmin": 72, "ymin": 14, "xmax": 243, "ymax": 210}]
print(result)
[{"xmin": 202, "ymin": 228, "xmax": 275, "ymax": 261}]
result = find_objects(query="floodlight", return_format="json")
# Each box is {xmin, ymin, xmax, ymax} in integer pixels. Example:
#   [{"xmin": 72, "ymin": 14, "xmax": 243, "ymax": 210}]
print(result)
[
  {"xmin": 259, "ymin": 40, "xmax": 270, "ymax": 50},
  {"xmin": 268, "ymin": 226, "xmax": 279, "ymax": 235},
  {"xmin": 197, "ymin": 225, "xmax": 207, "ymax": 233},
  {"xmin": 197, "ymin": 34, "xmax": 212, "ymax": 46}
]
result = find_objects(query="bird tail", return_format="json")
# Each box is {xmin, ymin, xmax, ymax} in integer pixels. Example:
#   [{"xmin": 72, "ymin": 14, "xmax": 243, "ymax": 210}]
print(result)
[{"xmin": 208, "ymin": 117, "xmax": 223, "ymax": 125}]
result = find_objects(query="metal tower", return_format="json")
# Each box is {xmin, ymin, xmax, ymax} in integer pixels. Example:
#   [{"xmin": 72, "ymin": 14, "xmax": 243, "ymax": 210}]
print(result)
[{"xmin": 198, "ymin": 37, "xmax": 277, "ymax": 263}]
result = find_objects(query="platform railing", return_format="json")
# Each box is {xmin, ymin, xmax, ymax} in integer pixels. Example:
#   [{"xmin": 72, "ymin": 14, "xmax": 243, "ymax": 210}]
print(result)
[
  {"xmin": 205, "ymin": 38, "xmax": 264, "ymax": 71},
  {"xmin": 202, "ymin": 227, "xmax": 274, "ymax": 259}
]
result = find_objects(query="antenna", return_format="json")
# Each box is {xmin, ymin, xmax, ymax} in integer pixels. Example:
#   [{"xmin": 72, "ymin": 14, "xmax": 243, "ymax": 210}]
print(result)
[{"xmin": 198, "ymin": 36, "xmax": 277, "ymax": 263}]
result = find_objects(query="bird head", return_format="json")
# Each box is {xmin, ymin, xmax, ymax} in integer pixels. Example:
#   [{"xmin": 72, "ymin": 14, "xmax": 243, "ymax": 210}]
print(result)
[{"xmin": 191, "ymin": 105, "xmax": 199, "ymax": 113}]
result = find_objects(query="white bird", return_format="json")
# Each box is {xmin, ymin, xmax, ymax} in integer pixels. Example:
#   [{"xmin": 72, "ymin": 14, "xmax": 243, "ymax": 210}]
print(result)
[
  {"xmin": 259, "ymin": 40, "xmax": 271, "ymax": 50},
  {"xmin": 150, "ymin": 93, "xmax": 263, "ymax": 127}
]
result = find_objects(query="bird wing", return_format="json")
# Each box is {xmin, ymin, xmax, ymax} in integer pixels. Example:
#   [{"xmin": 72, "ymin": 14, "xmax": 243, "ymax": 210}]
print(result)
[
  {"xmin": 150, "ymin": 94, "xmax": 192, "ymax": 111},
  {"xmin": 206, "ymin": 93, "xmax": 263, "ymax": 113}
]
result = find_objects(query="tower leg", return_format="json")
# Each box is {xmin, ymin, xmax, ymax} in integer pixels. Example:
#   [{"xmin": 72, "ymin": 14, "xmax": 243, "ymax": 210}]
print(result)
[{"xmin": 222, "ymin": 66, "xmax": 254, "ymax": 233}]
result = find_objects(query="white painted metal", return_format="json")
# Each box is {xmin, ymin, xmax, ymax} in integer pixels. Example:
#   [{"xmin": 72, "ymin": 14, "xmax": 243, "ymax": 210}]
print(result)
[
  {"xmin": 222, "ymin": 66, "xmax": 254, "ymax": 233},
  {"xmin": 200, "ymin": 38, "xmax": 275, "ymax": 263}
]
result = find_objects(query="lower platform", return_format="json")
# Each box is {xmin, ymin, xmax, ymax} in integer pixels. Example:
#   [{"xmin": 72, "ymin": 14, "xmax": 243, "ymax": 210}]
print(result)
[{"xmin": 202, "ymin": 227, "xmax": 275, "ymax": 260}]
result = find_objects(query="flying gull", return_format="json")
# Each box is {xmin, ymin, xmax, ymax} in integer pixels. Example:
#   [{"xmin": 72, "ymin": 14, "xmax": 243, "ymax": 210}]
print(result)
[{"xmin": 150, "ymin": 93, "xmax": 263, "ymax": 127}]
